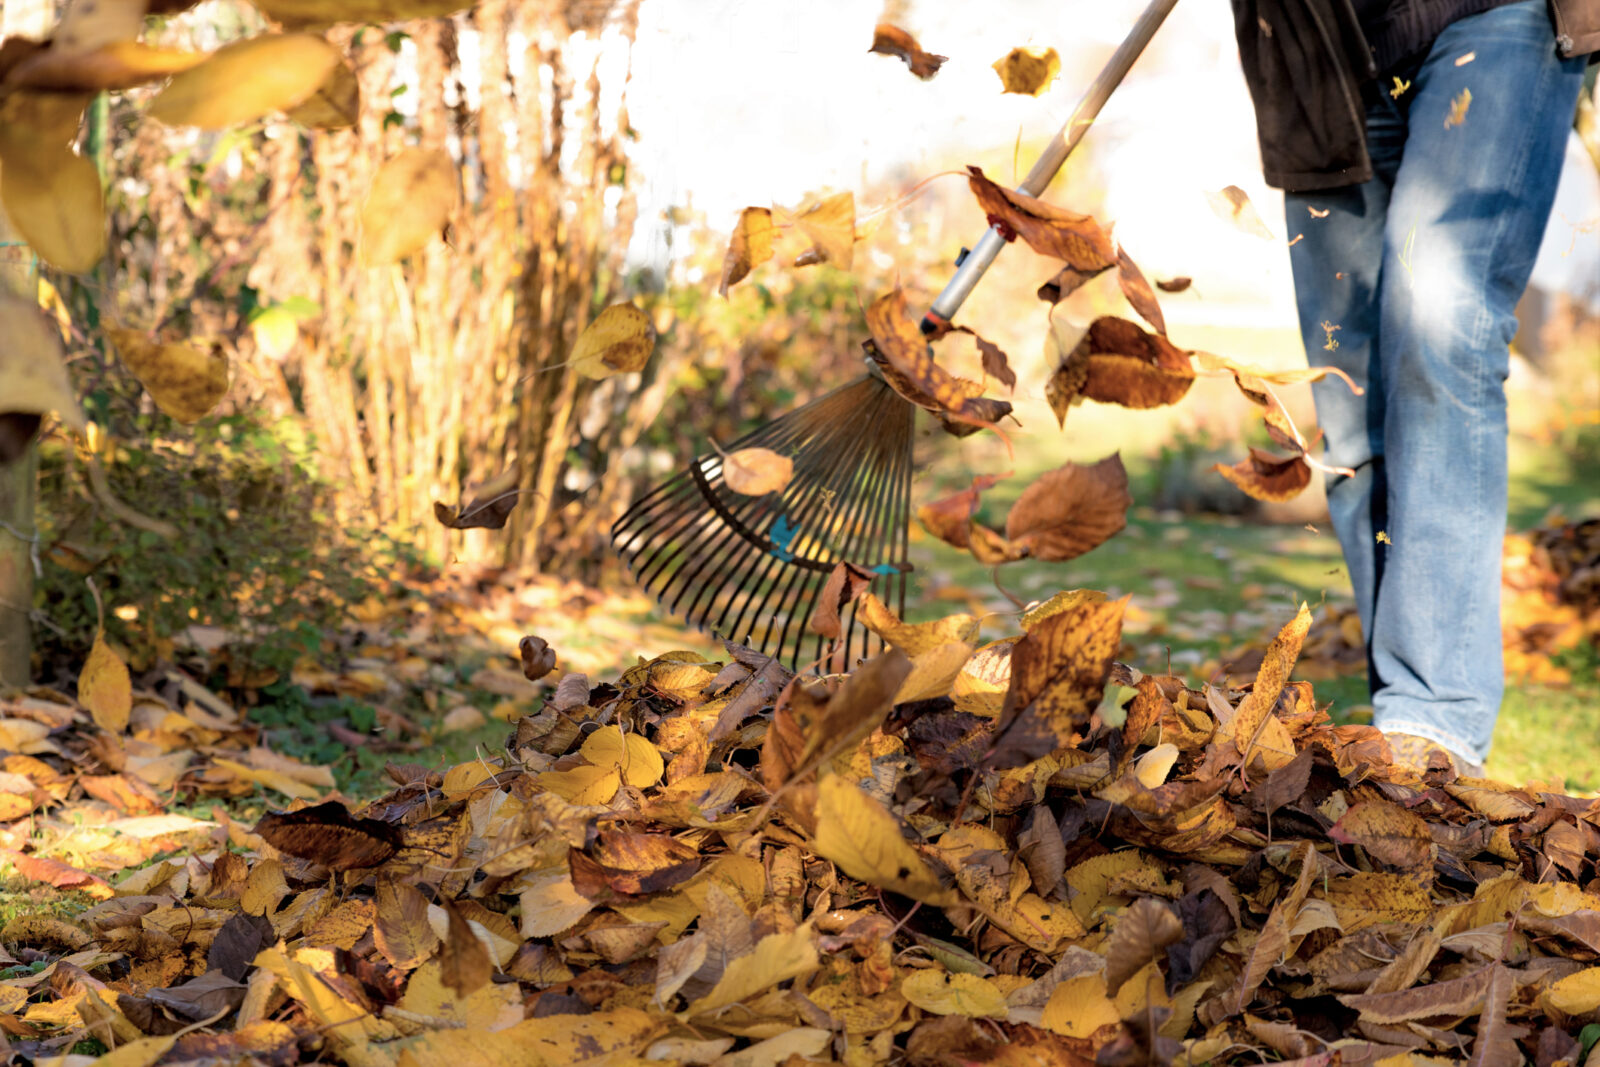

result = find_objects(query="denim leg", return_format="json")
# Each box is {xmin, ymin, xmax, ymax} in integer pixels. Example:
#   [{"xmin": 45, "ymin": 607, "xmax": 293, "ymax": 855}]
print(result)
[
  {"xmin": 1284, "ymin": 106, "xmax": 1405, "ymax": 686},
  {"xmin": 1370, "ymin": 1, "xmax": 1584, "ymax": 764}
]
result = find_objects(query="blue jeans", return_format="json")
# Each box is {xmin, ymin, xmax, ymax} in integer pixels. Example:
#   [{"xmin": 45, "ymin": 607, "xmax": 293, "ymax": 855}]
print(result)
[{"xmin": 1284, "ymin": 0, "xmax": 1585, "ymax": 766}]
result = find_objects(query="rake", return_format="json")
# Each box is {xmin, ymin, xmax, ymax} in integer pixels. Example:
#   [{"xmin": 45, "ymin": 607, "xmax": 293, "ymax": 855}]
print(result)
[{"xmin": 611, "ymin": 0, "xmax": 1178, "ymax": 670}]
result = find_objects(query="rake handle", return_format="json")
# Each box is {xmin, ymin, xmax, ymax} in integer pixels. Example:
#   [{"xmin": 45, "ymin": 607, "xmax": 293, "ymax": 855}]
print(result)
[{"xmin": 921, "ymin": 0, "xmax": 1181, "ymax": 333}]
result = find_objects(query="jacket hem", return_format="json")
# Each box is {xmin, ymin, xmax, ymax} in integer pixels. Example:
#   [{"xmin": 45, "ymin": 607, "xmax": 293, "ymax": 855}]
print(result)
[{"xmin": 1263, "ymin": 164, "xmax": 1375, "ymax": 192}]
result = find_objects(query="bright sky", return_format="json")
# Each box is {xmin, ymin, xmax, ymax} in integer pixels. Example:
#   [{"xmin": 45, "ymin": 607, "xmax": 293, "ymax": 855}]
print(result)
[{"xmin": 622, "ymin": 0, "xmax": 1600, "ymax": 321}]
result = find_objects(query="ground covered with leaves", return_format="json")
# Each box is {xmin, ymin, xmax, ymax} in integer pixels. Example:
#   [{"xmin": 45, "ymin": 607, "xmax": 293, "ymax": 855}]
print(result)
[{"xmin": 1, "ymin": 587, "xmax": 1598, "ymax": 1067}]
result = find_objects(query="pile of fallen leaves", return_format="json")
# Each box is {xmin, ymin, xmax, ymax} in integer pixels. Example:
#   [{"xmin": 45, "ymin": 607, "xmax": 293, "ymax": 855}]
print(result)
[
  {"xmin": 1503, "ymin": 518, "xmax": 1600, "ymax": 686},
  {"xmin": 1, "ymin": 590, "xmax": 1597, "ymax": 1067}
]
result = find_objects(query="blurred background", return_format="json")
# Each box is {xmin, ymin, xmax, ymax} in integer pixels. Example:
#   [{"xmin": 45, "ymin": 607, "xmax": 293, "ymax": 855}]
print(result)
[{"xmin": 7, "ymin": 0, "xmax": 1596, "ymax": 789}]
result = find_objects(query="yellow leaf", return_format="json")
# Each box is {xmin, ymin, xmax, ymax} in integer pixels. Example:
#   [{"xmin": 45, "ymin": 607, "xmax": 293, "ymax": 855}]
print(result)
[
  {"xmin": 686, "ymin": 925, "xmax": 820, "ymax": 1016},
  {"xmin": 719, "ymin": 206, "xmax": 775, "ymax": 296},
  {"xmin": 285, "ymin": 58, "xmax": 360, "ymax": 129},
  {"xmin": 537, "ymin": 764, "xmax": 620, "ymax": 806},
  {"xmin": 894, "ymin": 641, "xmax": 973, "ymax": 704},
  {"xmin": 6, "ymin": 41, "xmax": 205, "ymax": 93},
  {"xmin": 794, "ymin": 191, "xmax": 855, "ymax": 269},
  {"xmin": 250, "ymin": 306, "xmax": 299, "ymax": 359},
  {"xmin": 106, "ymin": 327, "xmax": 229, "ymax": 423},
  {"xmin": 992, "ymin": 46, "xmax": 1060, "ymax": 95},
  {"xmin": 857, "ymin": 593, "xmax": 979, "ymax": 657},
  {"xmin": 147, "ymin": 34, "xmax": 341, "ymax": 129},
  {"xmin": 579, "ymin": 725, "xmax": 664, "ymax": 789},
  {"xmin": 899, "ymin": 970, "xmax": 1008, "ymax": 1018},
  {"xmin": 249, "ymin": 0, "xmax": 475, "ymax": 31},
  {"xmin": 1133, "ymin": 743, "xmax": 1179, "ymax": 788},
  {"xmin": 0, "ymin": 292, "xmax": 86, "ymax": 432},
  {"xmin": 813, "ymin": 774, "xmax": 955, "ymax": 906},
  {"xmin": 722, "ymin": 447, "xmax": 793, "ymax": 496},
  {"xmin": 1113, "ymin": 960, "xmax": 1174, "ymax": 1020},
  {"xmin": 212, "ymin": 758, "xmax": 322, "ymax": 799},
  {"xmin": 1021, "ymin": 589, "xmax": 1108, "ymax": 630},
  {"xmin": 569, "ymin": 303, "xmax": 655, "ymax": 380},
  {"xmin": 0, "ymin": 145, "xmax": 105, "ymax": 274},
  {"xmin": 702, "ymin": 1027, "xmax": 829, "ymax": 1067},
  {"xmin": 82, "ymin": 1035, "xmax": 177, "ymax": 1067},
  {"xmin": 1041, "ymin": 974, "xmax": 1120, "ymax": 1037},
  {"xmin": 361, "ymin": 147, "xmax": 458, "ymax": 265},
  {"xmin": 1542, "ymin": 966, "xmax": 1600, "ymax": 1014},
  {"xmin": 79, "ymin": 630, "xmax": 131, "ymax": 733},
  {"xmin": 517, "ymin": 868, "xmax": 595, "ymax": 938},
  {"xmin": 398, "ymin": 959, "xmax": 523, "ymax": 1032}
]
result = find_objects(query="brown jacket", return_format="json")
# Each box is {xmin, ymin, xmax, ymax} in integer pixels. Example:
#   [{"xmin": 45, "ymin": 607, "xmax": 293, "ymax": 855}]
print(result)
[{"xmin": 1552, "ymin": 0, "xmax": 1600, "ymax": 55}]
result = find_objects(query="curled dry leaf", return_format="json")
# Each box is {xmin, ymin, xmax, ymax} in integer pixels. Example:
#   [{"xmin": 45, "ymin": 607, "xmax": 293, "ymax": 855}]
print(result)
[
  {"xmin": 967, "ymin": 167, "xmax": 1116, "ymax": 271},
  {"xmin": 794, "ymin": 191, "xmax": 855, "ymax": 271},
  {"xmin": 1213, "ymin": 447, "xmax": 1313, "ymax": 502},
  {"xmin": 1043, "ymin": 317, "xmax": 1090, "ymax": 429},
  {"xmin": 1156, "ymin": 276, "xmax": 1193, "ymax": 293},
  {"xmin": 253, "ymin": 801, "xmax": 403, "ymax": 871},
  {"xmin": 1078, "ymin": 316, "xmax": 1196, "ymax": 409},
  {"xmin": 361, "ymin": 147, "xmax": 458, "ymax": 266},
  {"xmin": 569, "ymin": 303, "xmax": 656, "ymax": 380},
  {"xmin": 992, "ymin": 46, "xmax": 1060, "ymax": 96},
  {"xmin": 719, "ymin": 207, "xmax": 774, "ymax": 296},
  {"xmin": 1205, "ymin": 184, "xmax": 1276, "ymax": 240},
  {"xmin": 806, "ymin": 561, "xmax": 877, "ymax": 641},
  {"xmin": 868, "ymin": 23, "xmax": 947, "ymax": 80},
  {"xmin": 5, "ymin": 41, "xmax": 206, "ymax": 92},
  {"xmin": 864, "ymin": 289, "xmax": 994, "ymax": 429},
  {"xmin": 519, "ymin": 636, "xmax": 557, "ymax": 682},
  {"xmin": 1116, "ymin": 247, "xmax": 1166, "ymax": 335},
  {"xmin": 916, "ymin": 474, "xmax": 1003, "ymax": 551},
  {"xmin": 1004, "ymin": 453, "xmax": 1132, "ymax": 562},
  {"xmin": 721, "ymin": 447, "xmax": 793, "ymax": 497},
  {"xmin": 433, "ymin": 465, "xmax": 521, "ymax": 530},
  {"xmin": 106, "ymin": 326, "xmax": 230, "ymax": 423},
  {"xmin": 1037, "ymin": 263, "xmax": 1110, "ymax": 305},
  {"xmin": 147, "ymin": 34, "xmax": 340, "ymax": 129}
]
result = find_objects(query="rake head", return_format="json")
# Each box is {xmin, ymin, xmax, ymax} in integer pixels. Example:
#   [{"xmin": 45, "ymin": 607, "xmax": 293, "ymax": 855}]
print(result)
[{"xmin": 611, "ymin": 372, "xmax": 916, "ymax": 671}]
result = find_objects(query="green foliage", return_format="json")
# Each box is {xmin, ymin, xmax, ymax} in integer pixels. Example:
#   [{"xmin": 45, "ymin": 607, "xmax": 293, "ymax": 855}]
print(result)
[{"xmin": 250, "ymin": 680, "xmax": 377, "ymax": 768}]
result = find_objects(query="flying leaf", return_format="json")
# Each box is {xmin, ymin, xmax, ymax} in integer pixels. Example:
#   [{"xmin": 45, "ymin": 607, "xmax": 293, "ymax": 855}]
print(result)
[
  {"xmin": 1212, "ymin": 447, "xmax": 1312, "ymax": 502},
  {"xmin": 1037, "ymin": 263, "xmax": 1110, "ymax": 304},
  {"xmin": 864, "ymin": 289, "xmax": 992, "ymax": 427},
  {"xmin": 569, "ymin": 303, "xmax": 656, "ymax": 380},
  {"xmin": 1043, "ymin": 318, "xmax": 1090, "ymax": 428},
  {"xmin": 812, "ymin": 774, "xmax": 955, "ymax": 905},
  {"xmin": 433, "ymin": 465, "xmax": 520, "ymax": 530},
  {"xmin": 1444, "ymin": 88, "xmax": 1471, "ymax": 129},
  {"xmin": 1156, "ymin": 276, "xmax": 1193, "ymax": 293},
  {"xmin": 1205, "ymin": 185, "xmax": 1275, "ymax": 240},
  {"xmin": 1004, "ymin": 453, "xmax": 1131, "ymax": 562},
  {"xmin": 252, "ymin": 801, "xmax": 402, "ymax": 871},
  {"xmin": 78, "ymin": 629, "xmax": 132, "ymax": 733},
  {"xmin": 5, "ymin": 41, "xmax": 205, "ymax": 93},
  {"xmin": 967, "ymin": 167, "xmax": 1116, "ymax": 270},
  {"xmin": 247, "ymin": 0, "xmax": 474, "ymax": 29},
  {"xmin": 916, "ymin": 474, "xmax": 1003, "ymax": 551},
  {"xmin": 0, "ymin": 99, "xmax": 105, "ymax": 272},
  {"xmin": 147, "ymin": 34, "xmax": 340, "ymax": 129},
  {"xmin": 794, "ymin": 191, "xmax": 855, "ymax": 270},
  {"xmin": 106, "ymin": 327, "xmax": 229, "ymax": 423},
  {"xmin": 1116, "ymin": 247, "xmax": 1166, "ymax": 335},
  {"xmin": 284, "ymin": 58, "xmax": 359, "ymax": 129},
  {"xmin": 722, "ymin": 448, "xmax": 793, "ymax": 496},
  {"xmin": 855, "ymin": 593, "xmax": 979, "ymax": 656},
  {"xmin": 519, "ymin": 635, "xmax": 557, "ymax": 681},
  {"xmin": 0, "ymin": 292, "xmax": 86, "ymax": 454},
  {"xmin": 361, "ymin": 147, "xmax": 458, "ymax": 266},
  {"xmin": 719, "ymin": 207, "xmax": 773, "ymax": 296},
  {"xmin": 992, "ymin": 46, "xmax": 1060, "ymax": 95},
  {"xmin": 1078, "ymin": 316, "xmax": 1195, "ymax": 409},
  {"xmin": 806, "ymin": 561, "xmax": 878, "ymax": 641},
  {"xmin": 868, "ymin": 24, "xmax": 946, "ymax": 80}
]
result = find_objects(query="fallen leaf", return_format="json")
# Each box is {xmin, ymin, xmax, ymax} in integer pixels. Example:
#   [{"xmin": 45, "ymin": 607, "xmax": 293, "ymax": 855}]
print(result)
[
  {"xmin": 813, "ymin": 774, "xmax": 955, "ymax": 905},
  {"xmin": 1103, "ymin": 898, "xmax": 1184, "ymax": 996},
  {"xmin": 253, "ymin": 801, "xmax": 402, "ymax": 871},
  {"xmin": 901, "ymin": 970, "xmax": 1008, "ymax": 1017}
]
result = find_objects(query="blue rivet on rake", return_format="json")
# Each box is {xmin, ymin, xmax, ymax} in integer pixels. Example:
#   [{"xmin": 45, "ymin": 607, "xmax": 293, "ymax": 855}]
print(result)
[
  {"xmin": 870, "ymin": 564, "xmax": 898, "ymax": 576},
  {"xmin": 770, "ymin": 515, "xmax": 797, "ymax": 561}
]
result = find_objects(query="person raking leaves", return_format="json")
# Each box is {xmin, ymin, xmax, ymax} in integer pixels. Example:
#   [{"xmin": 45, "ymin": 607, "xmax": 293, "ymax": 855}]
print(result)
[{"xmin": 1230, "ymin": 0, "xmax": 1597, "ymax": 776}]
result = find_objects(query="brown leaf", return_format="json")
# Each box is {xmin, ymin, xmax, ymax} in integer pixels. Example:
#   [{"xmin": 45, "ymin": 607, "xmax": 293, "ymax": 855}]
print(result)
[
  {"xmin": 719, "ymin": 206, "xmax": 773, "ymax": 295},
  {"xmin": 79, "ymin": 629, "xmax": 132, "ymax": 733},
  {"xmin": 519, "ymin": 635, "xmax": 557, "ymax": 681},
  {"xmin": 1213, "ymin": 447, "xmax": 1313, "ymax": 502},
  {"xmin": 569, "ymin": 303, "xmax": 656, "ymax": 380},
  {"xmin": 864, "ymin": 289, "xmax": 993, "ymax": 427},
  {"xmin": 1037, "ymin": 263, "xmax": 1110, "ymax": 304},
  {"xmin": 437, "ymin": 897, "xmax": 493, "ymax": 998},
  {"xmin": 924, "ymin": 325, "xmax": 1018, "ymax": 391},
  {"xmin": 1329, "ymin": 800, "xmax": 1433, "ymax": 872},
  {"xmin": 807, "ymin": 561, "xmax": 878, "ymax": 640},
  {"xmin": 1103, "ymin": 897, "xmax": 1184, "ymax": 996},
  {"xmin": 252, "ymin": 800, "xmax": 402, "ymax": 871},
  {"xmin": 1155, "ymin": 276, "xmax": 1193, "ymax": 293},
  {"xmin": 794, "ymin": 191, "xmax": 855, "ymax": 270},
  {"xmin": 146, "ymin": 970, "xmax": 246, "ymax": 1022},
  {"xmin": 1254, "ymin": 746, "xmax": 1314, "ymax": 819},
  {"xmin": 0, "ymin": 850, "xmax": 112, "ymax": 899},
  {"xmin": 1079, "ymin": 317, "xmax": 1196, "ymax": 409},
  {"xmin": 1166, "ymin": 888, "xmax": 1235, "ymax": 992},
  {"xmin": 916, "ymin": 473, "xmax": 1003, "ymax": 551},
  {"xmin": 869, "ymin": 24, "xmax": 946, "ymax": 80},
  {"xmin": 1017, "ymin": 806, "xmax": 1066, "ymax": 895},
  {"xmin": 1336, "ymin": 964, "xmax": 1497, "ymax": 1023},
  {"xmin": 1226, "ymin": 603, "xmax": 1312, "ymax": 767},
  {"xmin": 992, "ymin": 46, "xmax": 1060, "ymax": 95},
  {"xmin": 722, "ymin": 447, "xmax": 794, "ymax": 497},
  {"xmin": 374, "ymin": 880, "xmax": 439, "ymax": 971},
  {"xmin": 570, "ymin": 831, "xmax": 701, "ymax": 898},
  {"xmin": 1116, "ymin": 248, "xmax": 1166, "ymax": 335},
  {"xmin": 761, "ymin": 649, "xmax": 912, "ymax": 790},
  {"xmin": 434, "ymin": 465, "xmax": 520, "ymax": 530},
  {"xmin": 1005, "ymin": 453, "xmax": 1131, "ymax": 563},
  {"xmin": 1043, "ymin": 321, "xmax": 1091, "ymax": 429},
  {"xmin": 106, "ymin": 326, "xmax": 229, "ymax": 423},
  {"xmin": 967, "ymin": 167, "xmax": 1116, "ymax": 270},
  {"xmin": 989, "ymin": 596, "xmax": 1127, "ymax": 767}
]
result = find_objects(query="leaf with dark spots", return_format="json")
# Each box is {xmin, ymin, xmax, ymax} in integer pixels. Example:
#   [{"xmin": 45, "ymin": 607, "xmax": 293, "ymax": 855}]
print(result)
[
  {"xmin": 966, "ymin": 166, "xmax": 1117, "ymax": 270},
  {"xmin": 252, "ymin": 800, "xmax": 403, "ymax": 871},
  {"xmin": 570, "ymin": 831, "xmax": 701, "ymax": 898}
]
